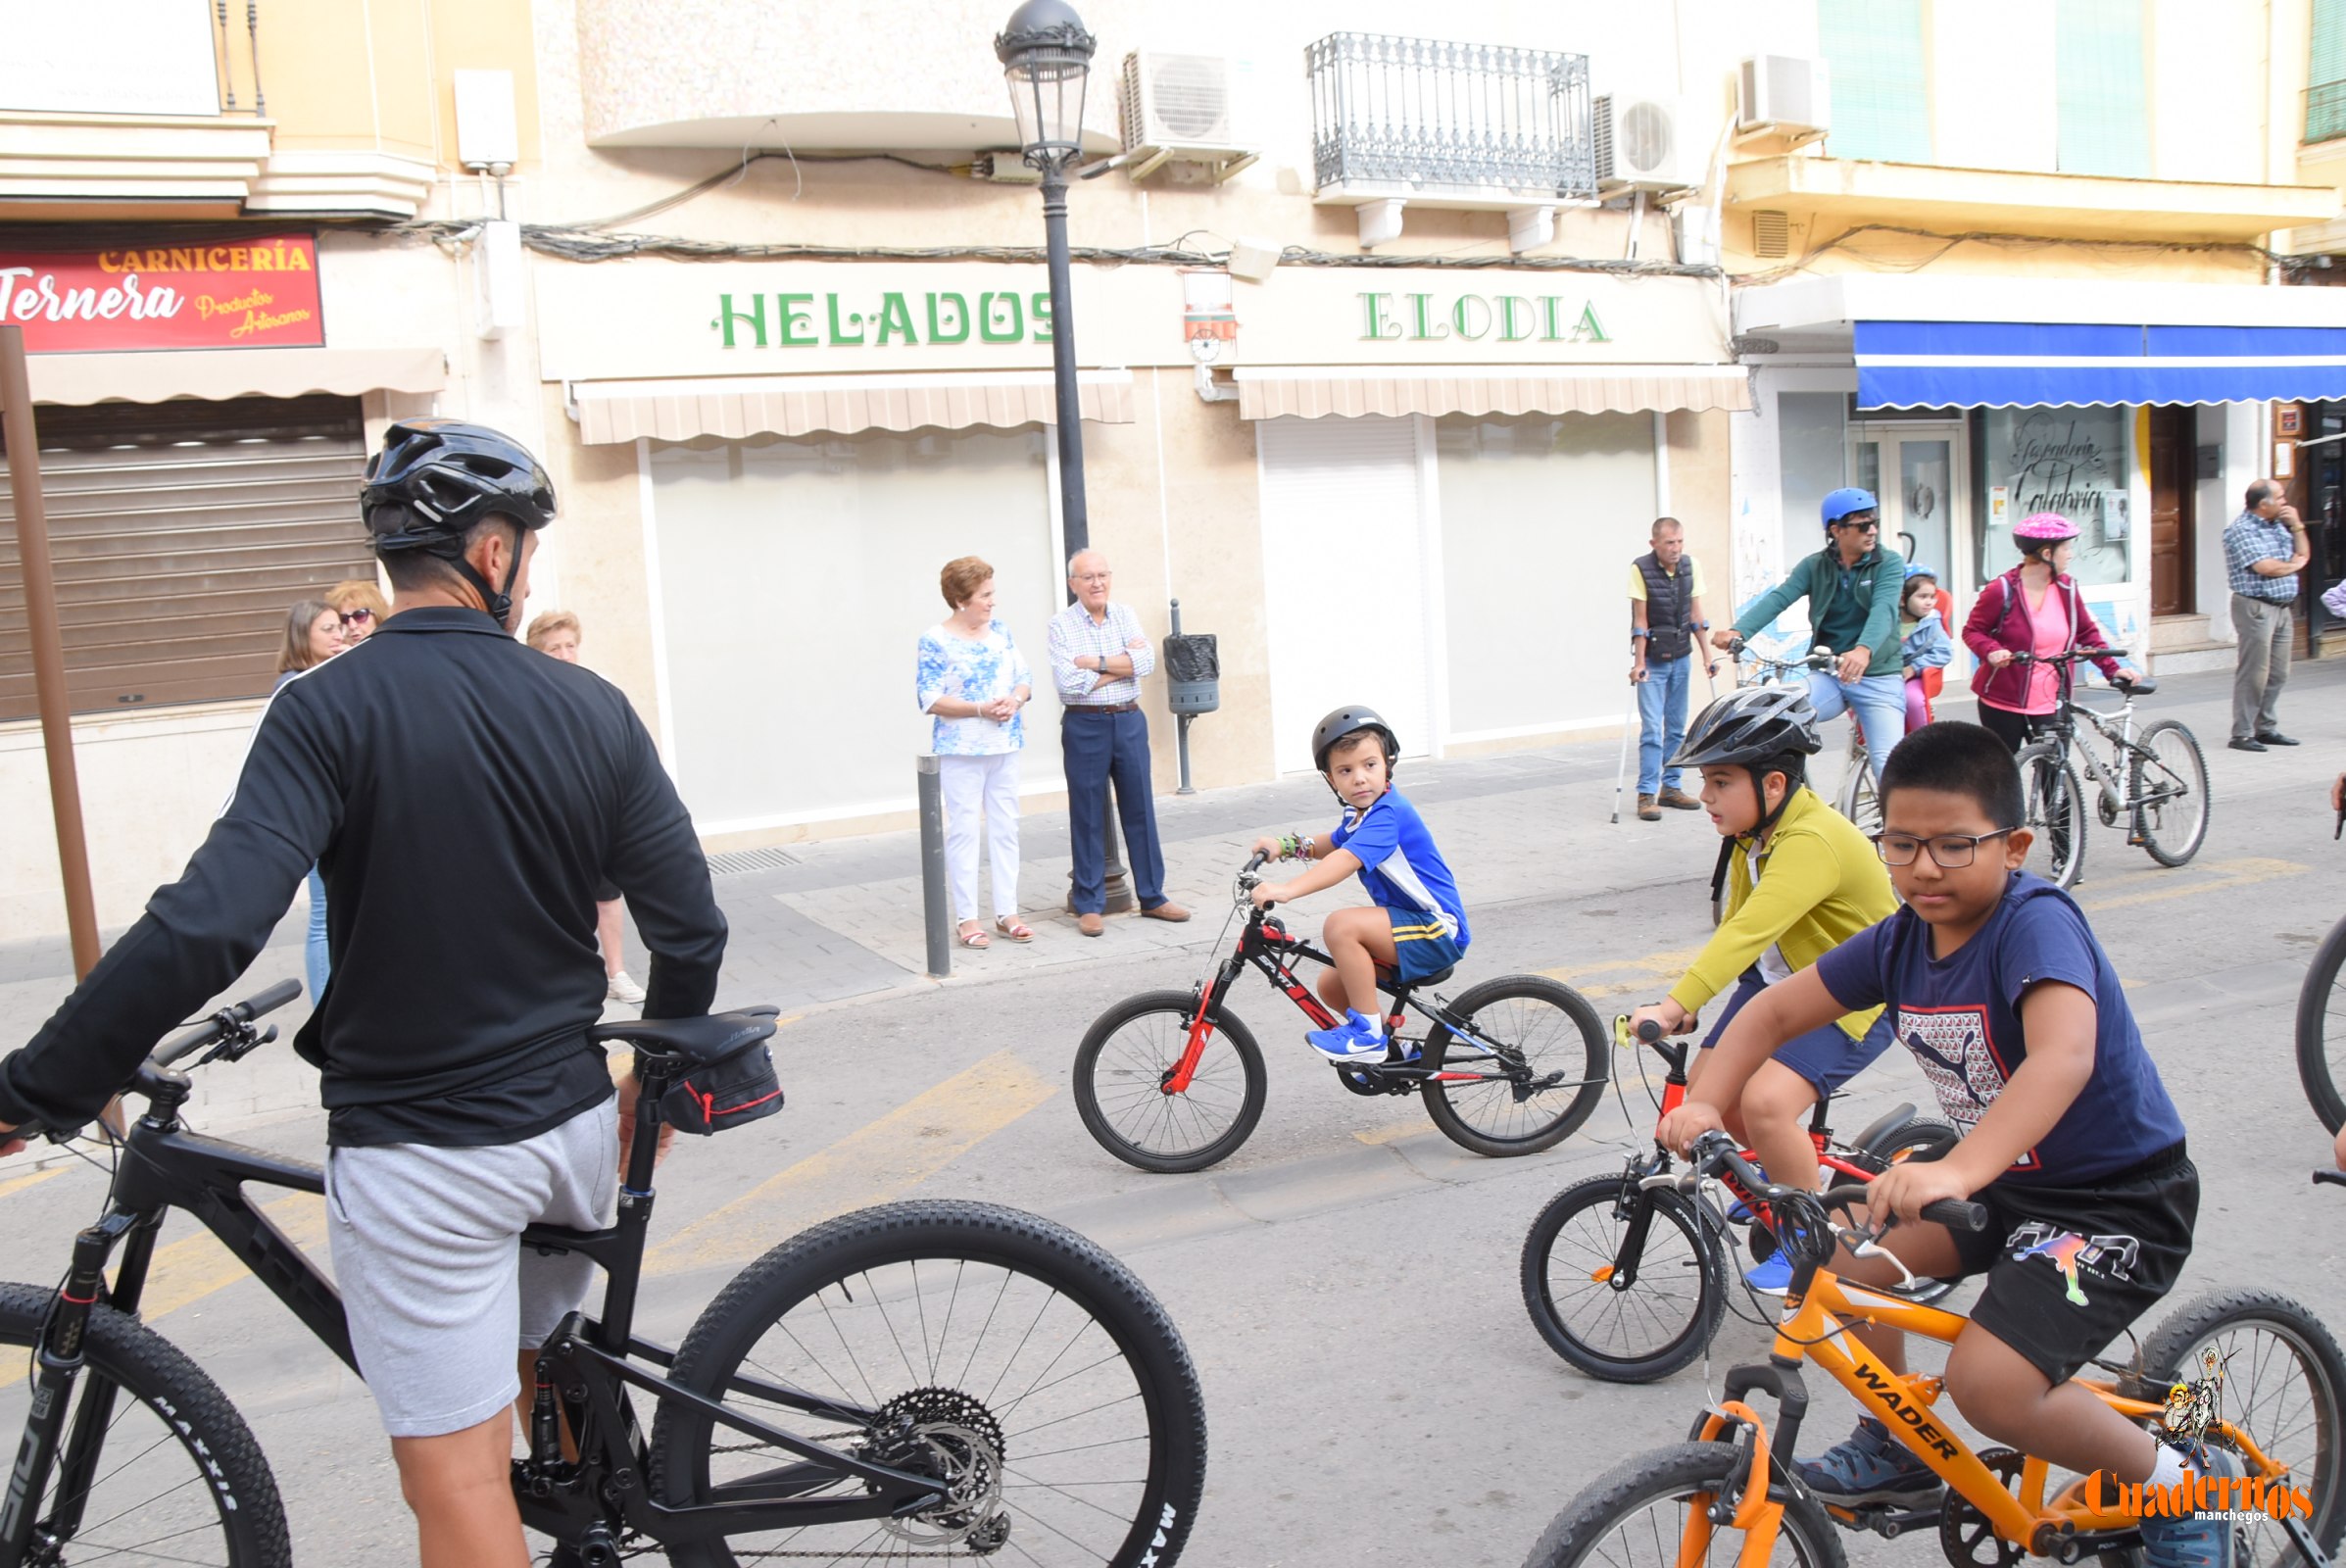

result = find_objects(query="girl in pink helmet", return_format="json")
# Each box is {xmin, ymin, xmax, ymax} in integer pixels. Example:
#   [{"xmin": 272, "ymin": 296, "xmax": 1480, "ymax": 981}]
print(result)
[{"xmin": 1961, "ymin": 512, "xmax": 2139, "ymax": 753}]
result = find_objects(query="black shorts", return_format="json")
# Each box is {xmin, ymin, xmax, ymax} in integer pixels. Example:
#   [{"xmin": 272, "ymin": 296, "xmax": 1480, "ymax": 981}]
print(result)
[{"xmin": 1946, "ymin": 1142, "xmax": 2197, "ymax": 1386}]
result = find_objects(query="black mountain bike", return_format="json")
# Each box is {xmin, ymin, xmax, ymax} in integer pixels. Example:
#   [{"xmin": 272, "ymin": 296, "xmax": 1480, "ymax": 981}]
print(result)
[{"xmin": 0, "ymin": 984, "xmax": 1205, "ymax": 1567}]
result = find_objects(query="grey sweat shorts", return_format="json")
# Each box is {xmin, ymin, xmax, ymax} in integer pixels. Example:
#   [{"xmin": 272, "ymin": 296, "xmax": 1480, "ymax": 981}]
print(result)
[{"xmin": 324, "ymin": 1098, "xmax": 618, "ymax": 1439}]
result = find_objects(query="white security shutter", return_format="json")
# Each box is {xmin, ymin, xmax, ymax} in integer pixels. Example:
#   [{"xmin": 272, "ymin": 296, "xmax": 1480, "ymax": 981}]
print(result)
[{"xmin": 1255, "ymin": 415, "xmax": 1431, "ymax": 775}]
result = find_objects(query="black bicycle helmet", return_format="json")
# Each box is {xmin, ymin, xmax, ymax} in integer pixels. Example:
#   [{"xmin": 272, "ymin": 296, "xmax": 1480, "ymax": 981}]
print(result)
[
  {"xmin": 1668, "ymin": 685, "xmax": 1823, "ymax": 771},
  {"xmin": 361, "ymin": 418, "xmax": 557, "ymax": 621},
  {"xmin": 1311, "ymin": 704, "xmax": 1399, "ymax": 773}
]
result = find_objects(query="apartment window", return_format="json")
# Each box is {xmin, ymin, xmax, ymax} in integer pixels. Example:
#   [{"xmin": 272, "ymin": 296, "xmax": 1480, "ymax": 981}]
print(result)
[
  {"xmin": 1817, "ymin": 0, "xmax": 1931, "ymax": 163},
  {"xmin": 2055, "ymin": 0, "xmax": 2150, "ymax": 175},
  {"xmin": 2313, "ymin": 0, "xmax": 2346, "ymax": 143}
]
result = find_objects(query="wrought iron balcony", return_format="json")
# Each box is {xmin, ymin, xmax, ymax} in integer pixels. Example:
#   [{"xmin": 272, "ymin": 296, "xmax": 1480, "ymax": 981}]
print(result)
[
  {"xmin": 1306, "ymin": 31, "xmax": 1597, "ymax": 203},
  {"xmin": 2310, "ymin": 79, "xmax": 2346, "ymax": 146}
]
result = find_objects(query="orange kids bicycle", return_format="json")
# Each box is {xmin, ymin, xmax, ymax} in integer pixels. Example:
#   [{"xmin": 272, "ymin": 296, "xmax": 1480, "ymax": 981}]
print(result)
[{"xmin": 1522, "ymin": 1134, "xmax": 2346, "ymax": 1568}]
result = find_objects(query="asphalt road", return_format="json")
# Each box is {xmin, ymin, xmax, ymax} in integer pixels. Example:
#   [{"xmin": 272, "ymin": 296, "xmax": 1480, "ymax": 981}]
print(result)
[{"xmin": 0, "ymin": 666, "xmax": 2341, "ymax": 1567}]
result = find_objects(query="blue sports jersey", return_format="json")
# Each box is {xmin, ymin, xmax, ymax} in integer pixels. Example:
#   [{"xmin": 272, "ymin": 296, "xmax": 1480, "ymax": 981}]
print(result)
[
  {"xmin": 1328, "ymin": 788, "xmax": 1471, "ymax": 950},
  {"xmin": 1814, "ymin": 871, "xmax": 2183, "ymax": 1186}
]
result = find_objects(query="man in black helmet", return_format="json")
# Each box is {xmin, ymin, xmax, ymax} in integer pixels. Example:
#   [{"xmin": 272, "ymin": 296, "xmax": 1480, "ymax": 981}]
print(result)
[{"xmin": 0, "ymin": 419, "xmax": 728, "ymax": 1567}]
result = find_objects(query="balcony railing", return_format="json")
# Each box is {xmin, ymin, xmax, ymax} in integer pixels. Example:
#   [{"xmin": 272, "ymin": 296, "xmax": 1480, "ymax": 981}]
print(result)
[
  {"xmin": 213, "ymin": 0, "xmax": 267, "ymax": 117},
  {"xmin": 1306, "ymin": 32, "xmax": 1596, "ymax": 200},
  {"xmin": 0, "ymin": 1, "xmax": 260, "ymax": 119},
  {"xmin": 2310, "ymin": 79, "xmax": 2346, "ymax": 145}
]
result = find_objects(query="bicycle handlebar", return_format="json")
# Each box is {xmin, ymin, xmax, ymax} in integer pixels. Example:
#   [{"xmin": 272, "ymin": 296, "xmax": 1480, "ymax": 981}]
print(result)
[
  {"xmin": 1243, "ymin": 850, "xmax": 1267, "ymax": 874},
  {"xmin": 1684, "ymin": 1130, "xmax": 1987, "ymax": 1233},
  {"xmin": 153, "ymin": 979, "xmax": 303, "ymax": 1069},
  {"xmin": 1820, "ymin": 1181, "xmax": 1989, "ymax": 1233},
  {"xmin": 2007, "ymin": 647, "xmax": 2130, "ymax": 666},
  {"xmin": 2316, "ymin": 1170, "xmax": 2346, "ymax": 1188},
  {"xmin": 1635, "ymin": 1017, "xmax": 1665, "ymax": 1044}
]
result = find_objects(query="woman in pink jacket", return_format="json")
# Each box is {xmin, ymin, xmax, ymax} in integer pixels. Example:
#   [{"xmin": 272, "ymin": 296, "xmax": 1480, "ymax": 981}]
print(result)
[{"xmin": 1962, "ymin": 512, "xmax": 2141, "ymax": 753}]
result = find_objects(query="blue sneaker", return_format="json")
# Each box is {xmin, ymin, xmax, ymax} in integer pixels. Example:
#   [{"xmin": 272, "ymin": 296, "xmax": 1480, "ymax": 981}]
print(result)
[
  {"xmin": 1795, "ymin": 1418, "xmax": 1944, "ymax": 1506},
  {"xmin": 1742, "ymin": 1251, "xmax": 1794, "ymax": 1296},
  {"xmin": 1306, "ymin": 1010, "xmax": 1388, "ymax": 1061},
  {"xmin": 2139, "ymin": 1443, "xmax": 2247, "ymax": 1568}
]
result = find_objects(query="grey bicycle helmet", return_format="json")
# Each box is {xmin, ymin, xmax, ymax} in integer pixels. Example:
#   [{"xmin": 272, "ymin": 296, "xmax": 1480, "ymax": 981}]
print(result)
[
  {"xmin": 361, "ymin": 418, "xmax": 557, "ymax": 621},
  {"xmin": 1669, "ymin": 686, "xmax": 1823, "ymax": 771},
  {"xmin": 1311, "ymin": 704, "xmax": 1399, "ymax": 773}
]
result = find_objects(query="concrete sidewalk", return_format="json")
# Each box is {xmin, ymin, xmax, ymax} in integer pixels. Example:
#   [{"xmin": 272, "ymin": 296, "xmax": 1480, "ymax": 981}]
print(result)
[{"xmin": 2, "ymin": 658, "xmax": 2338, "ymax": 1149}]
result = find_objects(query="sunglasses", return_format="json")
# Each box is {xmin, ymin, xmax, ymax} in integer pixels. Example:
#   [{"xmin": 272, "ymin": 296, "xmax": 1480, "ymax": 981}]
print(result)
[
  {"xmin": 1833, "ymin": 517, "xmax": 1881, "ymax": 532},
  {"xmin": 339, "ymin": 609, "xmax": 375, "ymax": 626}
]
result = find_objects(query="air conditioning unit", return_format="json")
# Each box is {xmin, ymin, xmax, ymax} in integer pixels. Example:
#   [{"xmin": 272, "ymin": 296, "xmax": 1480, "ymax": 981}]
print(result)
[
  {"xmin": 1117, "ymin": 52, "xmax": 1259, "ymax": 178},
  {"xmin": 1592, "ymin": 94, "xmax": 1693, "ymax": 193},
  {"xmin": 1737, "ymin": 55, "xmax": 1831, "ymax": 137}
]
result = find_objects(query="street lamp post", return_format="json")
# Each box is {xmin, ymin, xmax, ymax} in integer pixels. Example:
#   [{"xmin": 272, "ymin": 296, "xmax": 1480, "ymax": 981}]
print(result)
[{"xmin": 996, "ymin": 0, "xmax": 1131, "ymax": 912}]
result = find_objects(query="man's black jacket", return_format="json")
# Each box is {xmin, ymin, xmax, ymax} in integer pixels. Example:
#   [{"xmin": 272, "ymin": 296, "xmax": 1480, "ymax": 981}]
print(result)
[{"xmin": 1, "ymin": 607, "xmax": 729, "ymax": 1146}]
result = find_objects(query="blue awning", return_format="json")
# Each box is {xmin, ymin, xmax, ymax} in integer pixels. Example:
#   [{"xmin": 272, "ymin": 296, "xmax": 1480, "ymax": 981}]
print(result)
[{"xmin": 1853, "ymin": 319, "xmax": 2346, "ymax": 409}]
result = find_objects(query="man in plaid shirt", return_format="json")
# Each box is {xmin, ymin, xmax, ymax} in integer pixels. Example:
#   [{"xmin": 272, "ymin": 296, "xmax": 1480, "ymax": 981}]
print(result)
[{"xmin": 2222, "ymin": 478, "xmax": 2310, "ymax": 752}]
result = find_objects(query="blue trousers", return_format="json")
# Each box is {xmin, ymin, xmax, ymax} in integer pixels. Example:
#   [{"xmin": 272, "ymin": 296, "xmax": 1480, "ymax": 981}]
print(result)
[
  {"xmin": 1636, "ymin": 654, "xmax": 1694, "ymax": 795},
  {"xmin": 1060, "ymin": 708, "xmax": 1168, "ymax": 914},
  {"xmin": 1805, "ymin": 669, "xmax": 1908, "ymax": 782},
  {"xmin": 304, "ymin": 864, "xmax": 331, "ymax": 1004}
]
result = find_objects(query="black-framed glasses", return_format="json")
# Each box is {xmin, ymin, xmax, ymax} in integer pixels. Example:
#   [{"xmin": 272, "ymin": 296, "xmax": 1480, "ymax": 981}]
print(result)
[{"xmin": 1871, "ymin": 827, "xmax": 2015, "ymax": 867}]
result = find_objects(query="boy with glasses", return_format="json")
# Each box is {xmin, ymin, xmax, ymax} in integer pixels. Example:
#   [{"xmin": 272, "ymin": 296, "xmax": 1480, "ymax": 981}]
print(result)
[
  {"xmin": 1657, "ymin": 722, "xmax": 2217, "ymax": 1568},
  {"xmin": 1714, "ymin": 487, "xmax": 1908, "ymax": 780}
]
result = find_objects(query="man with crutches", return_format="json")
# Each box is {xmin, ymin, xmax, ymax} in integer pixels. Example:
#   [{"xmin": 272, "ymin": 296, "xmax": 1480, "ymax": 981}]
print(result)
[{"xmin": 1626, "ymin": 515, "xmax": 1714, "ymax": 821}]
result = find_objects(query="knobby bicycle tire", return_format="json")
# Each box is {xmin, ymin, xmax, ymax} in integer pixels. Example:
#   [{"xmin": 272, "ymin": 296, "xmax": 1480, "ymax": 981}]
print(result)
[
  {"xmin": 1421, "ymin": 975, "xmax": 1606, "ymax": 1157},
  {"xmin": 0, "ymin": 1281, "xmax": 290, "ymax": 1568},
  {"xmin": 1520, "ymin": 1174, "xmax": 1727, "ymax": 1383},
  {"xmin": 2018, "ymin": 742, "xmax": 2086, "ymax": 891},
  {"xmin": 652, "ymin": 1200, "xmax": 1207, "ymax": 1568},
  {"xmin": 2128, "ymin": 718, "xmax": 2211, "ymax": 867},
  {"xmin": 1073, "ymin": 989, "xmax": 1268, "ymax": 1173},
  {"xmin": 2139, "ymin": 1290, "xmax": 2346, "ymax": 1568},
  {"xmin": 2297, "ymin": 914, "xmax": 2346, "ymax": 1135},
  {"xmin": 1521, "ymin": 1440, "xmax": 1847, "ymax": 1568}
]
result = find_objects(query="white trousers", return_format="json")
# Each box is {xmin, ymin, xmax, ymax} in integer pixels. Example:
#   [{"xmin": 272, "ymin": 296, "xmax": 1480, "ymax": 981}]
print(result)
[{"xmin": 941, "ymin": 751, "xmax": 1022, "ymax": 921}]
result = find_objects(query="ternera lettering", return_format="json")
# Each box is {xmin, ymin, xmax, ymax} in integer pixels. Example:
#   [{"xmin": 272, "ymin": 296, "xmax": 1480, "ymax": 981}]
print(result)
[{"xmin": 712, "ymin": 290, "xmax": 1055, "ymax": 349}]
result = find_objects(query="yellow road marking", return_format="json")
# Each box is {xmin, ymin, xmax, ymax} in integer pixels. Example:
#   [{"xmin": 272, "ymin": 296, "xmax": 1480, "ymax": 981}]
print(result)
[
  {"xmin": 0, "ymin": 1167, "xmax": 64, "ymax": 1203},
  {"xmin": 1352, "ymin": 1120, "xmax": 1426, "ymax": 1148},
  {"xmin": 646, "ymin": 1051, "xmax": 1055, "ymax": 1275},
  {"xmin": 2076, "ymin": 857, "xmax": 2305, "ymax": 914},
  {"xmin": 143, "ymin": 1193, "xmax": 329, "ymax": 1322}
]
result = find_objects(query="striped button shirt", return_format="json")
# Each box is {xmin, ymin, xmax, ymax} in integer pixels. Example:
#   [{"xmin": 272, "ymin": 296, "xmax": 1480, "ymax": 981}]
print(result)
[
  {"xmin": 1047, "ymin": 600, "xmax": 1156, "ymax": 707},
  {"xmin": 2224, "ymin": 511, "xmax": 2300, "ymax": 603}
]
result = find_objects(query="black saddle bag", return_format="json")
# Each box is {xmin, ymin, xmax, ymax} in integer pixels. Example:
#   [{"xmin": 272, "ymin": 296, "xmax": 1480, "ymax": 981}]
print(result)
[{"xmin": 660, "ymin": 1040, "xmax": 784, "ymax": 1136}]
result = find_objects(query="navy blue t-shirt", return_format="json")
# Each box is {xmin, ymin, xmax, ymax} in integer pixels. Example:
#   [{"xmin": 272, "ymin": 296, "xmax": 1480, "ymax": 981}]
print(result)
[{"xmin": 1814, "ymin": 871, "xmax": 2183, "ymax": 1186}]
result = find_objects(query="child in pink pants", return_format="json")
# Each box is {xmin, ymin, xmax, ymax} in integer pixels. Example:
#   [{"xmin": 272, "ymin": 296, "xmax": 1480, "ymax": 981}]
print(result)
[{"xmin": 1899, "ymin": 565, "xmax": 1952, "ymax": 731}]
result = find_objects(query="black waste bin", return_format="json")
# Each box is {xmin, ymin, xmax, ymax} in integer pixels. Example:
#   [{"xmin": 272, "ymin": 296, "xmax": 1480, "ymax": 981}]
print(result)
[{"xmin": 1164, "ymin": 632, "xmax": 1219, "ymax": 715}]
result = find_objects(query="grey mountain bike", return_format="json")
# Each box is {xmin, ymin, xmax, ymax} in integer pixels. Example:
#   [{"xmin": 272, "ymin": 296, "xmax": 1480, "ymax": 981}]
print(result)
[{"xmin": 2007, "ymin": 647, "xmax": 2210, "ymax": 891}]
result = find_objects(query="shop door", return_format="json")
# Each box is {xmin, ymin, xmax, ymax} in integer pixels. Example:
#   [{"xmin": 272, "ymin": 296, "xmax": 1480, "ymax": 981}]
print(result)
[
  {"xmin": 1255, "ymin": 416, "xmax": 1431, "ymax": 774},
  {"xmin": 2146, "ymin": 406, "xmax": 2195, "ymax": 616},
  {"xmin": 1849, "ymin": 422, "xmax": 1968, "ymax": 588}
]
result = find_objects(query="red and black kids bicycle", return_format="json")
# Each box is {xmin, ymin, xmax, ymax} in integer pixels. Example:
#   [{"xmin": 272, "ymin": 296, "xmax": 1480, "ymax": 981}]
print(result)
[
  {"xmin": 1519, "ymin": 1013, "xmax": 1957, "ymax": 1382},
  {"xmin": 1072, "ymin": 853, "xmax": 1608, "ymax": 1172}
]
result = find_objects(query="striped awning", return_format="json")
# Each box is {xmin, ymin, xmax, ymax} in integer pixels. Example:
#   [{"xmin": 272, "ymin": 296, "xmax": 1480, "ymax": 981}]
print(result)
[
  {"xmin": 22, "ymin": 345, "xmax": 445, "ymax": 407},
  {"xmin": 1233, "ymin": 365, "xmax": 1750, "ymax": 420},
  {"xmin": 570, "ymin": 369, "xmax": 1135, "ymax": 445}
]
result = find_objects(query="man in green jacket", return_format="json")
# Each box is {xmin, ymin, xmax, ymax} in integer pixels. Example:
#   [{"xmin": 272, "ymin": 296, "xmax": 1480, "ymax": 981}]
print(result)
[{"xmin": 1712, "ymin": 486, "xmax": 1907, "ymax": 780}]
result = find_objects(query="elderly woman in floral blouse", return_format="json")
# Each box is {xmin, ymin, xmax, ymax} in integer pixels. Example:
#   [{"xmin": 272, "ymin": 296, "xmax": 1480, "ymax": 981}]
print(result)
[{"xmin": 917, "ymin": 556, "xmax": 1037, "ymax": 948}]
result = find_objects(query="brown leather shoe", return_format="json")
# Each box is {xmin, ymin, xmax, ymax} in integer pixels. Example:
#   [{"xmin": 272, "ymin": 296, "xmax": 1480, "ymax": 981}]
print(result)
[
  {"xmin": 1657, "ymin": 786, "xmax": 1703, "ymax": 811},
  {"xmin": 1637, "ymin": 794, "xmax": 1662, "ymax": 821},
  {"xmin": 1141, "ymin": 901, "xmax": 1192, "ymax": 922},
  {"xmin": 1077, "ymin": 912, "xmax": 1104, "ymax": 937}
]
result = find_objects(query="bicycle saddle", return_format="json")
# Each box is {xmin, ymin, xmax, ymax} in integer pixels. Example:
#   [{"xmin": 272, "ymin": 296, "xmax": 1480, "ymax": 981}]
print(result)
[{"xmin": 594, "ymin": 1009, "xmax": 778, "ymax": 1063}]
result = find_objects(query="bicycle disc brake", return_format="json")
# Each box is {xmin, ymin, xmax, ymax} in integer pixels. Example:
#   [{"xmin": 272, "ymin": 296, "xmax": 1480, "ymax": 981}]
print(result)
[
  {"xmin": 869, "ymin": 1388, "xmax": 1009, "ymax": 1554},
  {"xmin": 1938, "ymin": 1446, "xmax": 2025, "ymax": 1568}
]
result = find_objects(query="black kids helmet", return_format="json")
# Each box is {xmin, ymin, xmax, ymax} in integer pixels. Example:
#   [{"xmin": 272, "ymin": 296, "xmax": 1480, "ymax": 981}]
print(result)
[
  {"xmin": 1670, "ymin": 685, "xmax": 1822, "ymax": 771},
  {"xmin": 1311, "ymin": 704, "xmax": 1399, "ymax": 774},
  {"xmin": 361, "ymin": 418, "xmax": 558, "ymax": 622}
]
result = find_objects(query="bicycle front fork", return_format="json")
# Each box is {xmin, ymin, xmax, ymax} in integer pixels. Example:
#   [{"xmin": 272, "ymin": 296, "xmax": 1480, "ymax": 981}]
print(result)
[{"xmin": 0, "ymin": 1208, "xmax": 139, "ymax": 1567}]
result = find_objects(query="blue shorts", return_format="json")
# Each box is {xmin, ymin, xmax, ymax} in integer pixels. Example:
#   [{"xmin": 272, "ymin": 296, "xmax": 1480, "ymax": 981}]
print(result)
[
  {"xmin": 1698, "ymin": 970, "xmax": 1894, "ymax": 1099},
  {"xmin": 1384, "ymin": 906, "xmax": 1467, "ymax": 983}
]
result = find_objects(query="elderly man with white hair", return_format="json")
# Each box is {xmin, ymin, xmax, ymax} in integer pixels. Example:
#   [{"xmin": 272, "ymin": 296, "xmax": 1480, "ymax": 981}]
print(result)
[{"xmin": 1046, "ymin": 550, "xmax": 1190, "ymax": 936}]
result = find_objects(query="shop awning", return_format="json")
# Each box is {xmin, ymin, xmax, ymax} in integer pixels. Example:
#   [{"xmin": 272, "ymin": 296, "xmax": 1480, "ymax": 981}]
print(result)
[
  {"xmin": 569, "ymin": 369, "xmax": 1135, "ymax": 445},
  {"xmin": 1855, "ymin": 320, "xmax": 2346, "ymax": 409},
  {"xmin": 27, "ymin": 346, "xmax": 446, "ymax": 406},
  {"xmin": 1231, "ymin": 365, "xmax": 1750, "ymax": 421}
]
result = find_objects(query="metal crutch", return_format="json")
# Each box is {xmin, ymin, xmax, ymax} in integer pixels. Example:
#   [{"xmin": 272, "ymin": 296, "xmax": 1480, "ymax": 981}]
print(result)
[{"xmin": 1610, "ymin": 675, "xmax": 1635, "ymax": 823}]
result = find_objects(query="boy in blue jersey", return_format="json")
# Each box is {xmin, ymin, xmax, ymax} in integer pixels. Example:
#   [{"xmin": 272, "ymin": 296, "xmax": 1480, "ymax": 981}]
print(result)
[
  {"xmin": 1657, "ymin": 722, "xmax": 2228, "ymax": 1568},
  {"xmin": 1248, "ymin": 705, "xmax": 1470, "ymax": 1061}
]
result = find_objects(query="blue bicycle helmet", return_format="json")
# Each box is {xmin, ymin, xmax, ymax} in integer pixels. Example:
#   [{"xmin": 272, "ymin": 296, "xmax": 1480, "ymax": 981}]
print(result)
[
  {"xmin": 1904, "ymin": 563, "xmax": 1938, "ymax": 581},
  {"xmin": 1821, "ymin": 487, "xmax": 1878, "ymax": 529}
]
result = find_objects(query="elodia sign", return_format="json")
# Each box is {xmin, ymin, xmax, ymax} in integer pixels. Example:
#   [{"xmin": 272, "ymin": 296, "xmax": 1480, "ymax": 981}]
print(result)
[{"xmin": 0, "ymin": 232, "xmax": 324, "ymax": 352}]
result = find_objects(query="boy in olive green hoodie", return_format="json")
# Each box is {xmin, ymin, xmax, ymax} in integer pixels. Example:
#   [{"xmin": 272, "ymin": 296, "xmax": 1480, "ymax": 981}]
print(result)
[{"xmin": 1628, "ymin": 683, "xmax": 1899, "ymax": 1292}]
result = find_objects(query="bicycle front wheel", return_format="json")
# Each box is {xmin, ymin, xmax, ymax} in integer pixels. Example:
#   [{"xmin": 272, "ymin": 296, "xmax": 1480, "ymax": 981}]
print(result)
[
  {"xmin": 2297, "ymin": 915, "xmax": 2346, "ymax": 1134},
  {"xmin": 0, "ymin": 1281, "xmax": 290, "ymax": 1566},
  {"xmin": 1422, "ymin": 976, "xmax": 1606, "ymax": 1157},
  {"xmin": 2018, "ymin": 743, "xmax": 2086, "ymax": 890},
  {"xmin": 1520, "ymin": 1174, "xmax": 1726, "ymax": 1382},
  {"xmin": 1522, "ymin": 1440, "xmax": 1846, "ymax": 1568},
  {"xmin": 653, "ymin": 1200, "xmax": 1208, "ymax": 1568},
  {"xmin": 1836, "ymin": 746, "xmax": 1882, "ymax": 837},
  {"xmin": 2139, "ymin": 1290, "xmax": 2346, "ymax": 1568},
  {"xmin": 1073, "ymin": 989, "xmax": 1267, "ymax": 1173},
  {"xmin": 2130, "ymin": 718, "xmax": 2210, "ymax": 867}
]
